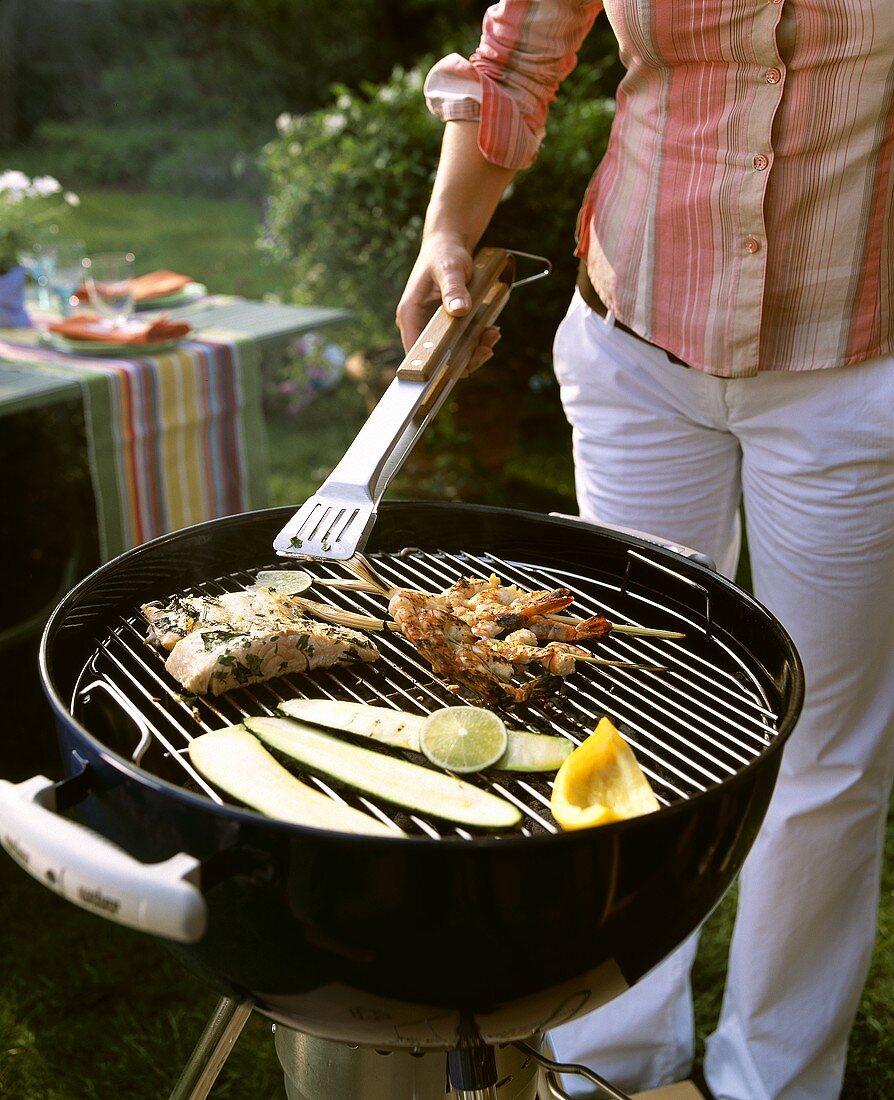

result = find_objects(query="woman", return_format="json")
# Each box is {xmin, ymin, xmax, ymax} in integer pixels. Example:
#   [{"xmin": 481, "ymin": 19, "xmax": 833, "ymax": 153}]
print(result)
[{"xmin": 396, "ymin": 3, "xmax": 894, "ymax": 1098}]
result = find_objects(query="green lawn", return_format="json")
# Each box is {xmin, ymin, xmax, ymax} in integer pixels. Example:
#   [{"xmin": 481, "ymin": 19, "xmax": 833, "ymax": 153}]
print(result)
[
  {"xmin": 1, "ymin": 185, "xmax": 891, "ymax": 1099},
  {"xmin": 57, "ymin": 187, "xmax": 292, "ymax": 300}
]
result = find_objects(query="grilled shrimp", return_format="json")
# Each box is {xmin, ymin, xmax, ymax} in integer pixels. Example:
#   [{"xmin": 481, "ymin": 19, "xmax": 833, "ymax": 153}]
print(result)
[
  {"xmin": 344, "ymin": 556, "xmax": 672, "ymax": 644},
  {"xmin": 388, "ymin": 589, "xmax": 552, "ymax": 705},
  {"xmin": 339, "ymin": 557, "xmax": 680, "ymax": 696},
  {"xmin": 500, "ymin": 611, "xmax": 615, "ymax": 643},
  {"xmin": 438, "ymin": 576, "xmax": 615, "ymax": 642},
  {"xmin": 482, "ymin": 634, "xmax": 593, "ymax": 676},
  {"xmin": 439, "ymin": 576, "xmax": 571, "ymax": 638}
]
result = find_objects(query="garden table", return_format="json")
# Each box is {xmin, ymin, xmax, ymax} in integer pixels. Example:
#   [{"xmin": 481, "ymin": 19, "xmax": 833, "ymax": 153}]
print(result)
[
  {"xmin": 0, "ymin": 298, "xmax": 350, "ymax": 647},
  {"xmin": 0, "ymin": 298, "xmax": 349, "ymax": 560}
]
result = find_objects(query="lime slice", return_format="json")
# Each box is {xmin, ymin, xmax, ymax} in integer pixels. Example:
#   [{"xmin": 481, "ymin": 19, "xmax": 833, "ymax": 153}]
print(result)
[
  {"xmin": 419, "ymin": 706, "xmax": 508, "ymax": 773},
  {"xmin": 254, "ymin": 569, "xmax": 313, "ymax": 595}
]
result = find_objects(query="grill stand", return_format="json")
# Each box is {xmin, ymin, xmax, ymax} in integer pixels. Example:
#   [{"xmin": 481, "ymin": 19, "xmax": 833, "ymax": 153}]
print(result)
[
  {"xmin": 523, "ymin": 1040, "xmax": 634, "ymax": 1099},
  {"xmin": 165, "ymin": 998, "xmax": 636, "ymax": 1100},
  {"xmin": 167, "ymin": 996, "xmax": 253, "ymax": 1100}
]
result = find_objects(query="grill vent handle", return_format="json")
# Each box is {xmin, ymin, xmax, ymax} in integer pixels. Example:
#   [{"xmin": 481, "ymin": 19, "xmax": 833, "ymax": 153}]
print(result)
[
  {"xmin": 548, "ymin": 513, "xmax": 718, "ymax": 571},
  {"xmin": 0, "ymin": 773, "xmax": 207, "ymax": 944}
]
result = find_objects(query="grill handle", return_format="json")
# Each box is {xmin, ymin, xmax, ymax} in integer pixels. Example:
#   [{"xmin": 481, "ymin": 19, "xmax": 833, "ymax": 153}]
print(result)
[
  {"xmin": 549, "ymin": 513, "xmax": 717, "ymax": 571},
  {"xmin": 0, "ymin": 772, "xmax": 207, "ymax": 944}
]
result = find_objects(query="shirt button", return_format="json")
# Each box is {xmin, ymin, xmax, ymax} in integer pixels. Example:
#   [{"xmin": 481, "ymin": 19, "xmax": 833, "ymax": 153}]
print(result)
[
  {"xmin": 766, "ymin": 67, "xmax": 782, "ymax": 84},
  {"xmin": 753, "ymin": 153, "xmax": 769, "ymax": 170},
  {"xmin": 744, "ymin": 237, "xmax": 761, "ymax": 254}
]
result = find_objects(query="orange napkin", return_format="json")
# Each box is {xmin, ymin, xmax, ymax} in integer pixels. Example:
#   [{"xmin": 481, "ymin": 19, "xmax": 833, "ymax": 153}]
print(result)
[
  {"xmin": 73, "ymin": 270, "xmax": 194, "ymax": 305},
  {"xmin": 48, "ymin": 313, "xmax": 192, "ymax": 345},
  {"xmin": 129, "ymin": 270, "xmax": 194, "ymax": 302}
]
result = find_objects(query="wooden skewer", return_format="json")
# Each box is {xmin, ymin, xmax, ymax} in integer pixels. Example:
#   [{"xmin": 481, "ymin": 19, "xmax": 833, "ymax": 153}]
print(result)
[
  {"xmin": 319, "ymin": 575, "xmax": 685, "ymax": 641},
  {"xmin": 315, "ymin": 577, "xmax": 381, "ymax": 591},
  {"xmin": 596, "ymin": 623, "xmax": 684, "ymax": 639},
  {"xmin": 298, "ymin": 604, "xmax": 667, "ymax": 670},
  {"xmin": 569, "ymin": 653, "xmax": 668, "ymax": 672},
  {"xmin": 294, "ymin": 599, "xmax": 668, "ymax": 675},
  {"xmin": 544, "ymin": 611, "xmax": 684, "ymax": 639},
  {"xmin": 293, "ymin": 597, "xmax": 385, "ymax": 632}
]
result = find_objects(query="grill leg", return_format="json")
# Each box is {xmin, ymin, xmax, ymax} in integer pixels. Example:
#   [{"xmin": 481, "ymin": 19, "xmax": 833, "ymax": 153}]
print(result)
[
  {"xmin": 447, "ymin": 1045, "xmax": 499, "ymax": 1100},
  {"xmin": 514, "ymin": 1040, "xmax": 634, "ymax": 1100},
  {"xmin": 167, "ymin": 996, "xmax": 253, "ymax": 1100}
]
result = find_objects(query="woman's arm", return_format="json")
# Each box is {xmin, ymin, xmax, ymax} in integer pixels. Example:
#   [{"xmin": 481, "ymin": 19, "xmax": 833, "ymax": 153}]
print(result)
[
  {"xmin": 395, "ymin": 120, "xmax": 516, "ymax": 352},
  {"xmin": 396, "ymin": 2, "xmax": 602, "ymax": 352}
]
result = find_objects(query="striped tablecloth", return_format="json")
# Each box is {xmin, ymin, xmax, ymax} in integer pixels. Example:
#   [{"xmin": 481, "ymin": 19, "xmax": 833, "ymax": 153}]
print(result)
[{"xmin": 0, "ymin": 330, "xmax": 269, "ymax": 561}]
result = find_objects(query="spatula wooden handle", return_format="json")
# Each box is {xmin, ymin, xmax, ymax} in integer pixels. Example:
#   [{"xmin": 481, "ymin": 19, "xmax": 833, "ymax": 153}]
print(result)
[{"xmin": 396, "ymin": 247, "xmax": 515, "ymax": 385}]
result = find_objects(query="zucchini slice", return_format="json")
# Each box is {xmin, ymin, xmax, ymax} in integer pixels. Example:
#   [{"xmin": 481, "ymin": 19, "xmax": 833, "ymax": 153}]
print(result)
[
  {"xmin": 188, "ymin": 726, "xmax": 399, "ymax": 837},
  {"xmin": 244, "ymin": 716, "xmax": 522, "ymax": 831},
  {"xmin": 278, "ymin": 699, "xmax": 572, "ymax": 773}
]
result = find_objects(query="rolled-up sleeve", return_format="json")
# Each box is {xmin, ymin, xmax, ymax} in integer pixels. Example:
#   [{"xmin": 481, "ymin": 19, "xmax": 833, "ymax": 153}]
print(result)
[{"xmin": 425, "ymin": 1, "xmax": 602, "ymax": 169}]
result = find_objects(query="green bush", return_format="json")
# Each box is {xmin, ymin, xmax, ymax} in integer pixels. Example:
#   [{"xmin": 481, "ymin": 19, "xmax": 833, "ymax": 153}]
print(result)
[
  {"xmin": 5, "ymin": 0, "xmax": 486, "ymax": 150},
  {"xmin": 258, "ymin": 58, "xmax": 616, "ymax": 495},
  {"xmin": 260, "ymin": 65, "xmax": 442, "ymax": 351},
  {"xmin": 260, "ymin": 61, "xmax": 616, "ymax": 362}
]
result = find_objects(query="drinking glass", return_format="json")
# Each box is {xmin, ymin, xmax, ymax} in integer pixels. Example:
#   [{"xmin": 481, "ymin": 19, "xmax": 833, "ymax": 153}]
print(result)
[
  {"xmin": 44, "ymin": 240, "xmax": 87, "ymax": 317},
  {"xmin": 83, "ymin": 251, "xmax": 136, "ymax": 328},
  {"xmin": 19, "ymin": 244, "xmax": 54, "ymax": 309}
]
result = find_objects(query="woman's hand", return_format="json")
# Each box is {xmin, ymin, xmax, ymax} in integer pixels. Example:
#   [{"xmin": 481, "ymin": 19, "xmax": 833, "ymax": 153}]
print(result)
[
  {"xmin": 395, "ymin": 121, "xmax": 516, "ymax": 369},
  {"xmin": 395, "ymin": 231, "xmax": 474, "ymax": 351},
  {"xmin": 395, "ymin": 231, "xmax": 502, "ymax": 372}
]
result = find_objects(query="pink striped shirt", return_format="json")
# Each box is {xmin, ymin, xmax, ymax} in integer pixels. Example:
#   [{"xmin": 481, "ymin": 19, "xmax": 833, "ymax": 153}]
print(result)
[{"xmin": 426, "ymin": 1, "xmax": 894, "ymax": 377}]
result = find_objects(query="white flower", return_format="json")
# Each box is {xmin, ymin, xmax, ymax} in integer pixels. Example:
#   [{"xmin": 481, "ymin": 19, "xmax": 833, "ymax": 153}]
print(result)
[
  {"xmin": 276, "ymin": 112, "xmax": 293, "ymax": 134},
  {"xmin": 29, "ymin": 175, "xmax": 62, "ymax": 197},
  {"xmin": 322, "ymin": 112, "xmax": 346, "ymax": 135},
  {"xmin": 0, "ymin": 170, "xmax": 29, "ymax": 194},
  {"xmin": 0, "ymin": 168, "xmax": 79, "ymax": 272}
]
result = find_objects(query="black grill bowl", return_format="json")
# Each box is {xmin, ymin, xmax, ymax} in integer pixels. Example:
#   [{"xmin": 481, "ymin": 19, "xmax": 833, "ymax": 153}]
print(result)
[{"xmin": 33, "ymin": 503, "xmax": 803, "ymax": 1048}]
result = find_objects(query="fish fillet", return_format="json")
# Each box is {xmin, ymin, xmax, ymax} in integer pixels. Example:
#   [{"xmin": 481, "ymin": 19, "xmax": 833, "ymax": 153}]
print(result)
[
  {"xmin": 142, "ymin": 587, "xmax": 379, "ymax": 695},
  {"xmin": 142, "ymin": 588, "xmax": 309, "ymax": 650}
]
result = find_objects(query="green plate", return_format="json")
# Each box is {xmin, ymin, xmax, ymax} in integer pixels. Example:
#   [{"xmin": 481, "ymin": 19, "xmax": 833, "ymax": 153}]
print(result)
[
  {"xmin": 135, "ymin": 282, "xmax": 208, "ymax": 311},
  {"xmin": 39, "ymin": 331, "xmax": 187, "ymax": 357}
]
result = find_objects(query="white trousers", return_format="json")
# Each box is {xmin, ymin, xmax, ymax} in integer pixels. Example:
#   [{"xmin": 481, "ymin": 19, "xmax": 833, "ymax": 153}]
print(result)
[{"xmin": 548, "ymin": 292, "xmax": 894, "ymax": 1100}]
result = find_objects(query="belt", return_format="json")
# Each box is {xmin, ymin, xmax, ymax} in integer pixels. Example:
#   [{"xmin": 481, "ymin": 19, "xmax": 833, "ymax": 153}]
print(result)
[{"xmin": 576, "ymin": 260, "xmax": 689, "ymax": 367}]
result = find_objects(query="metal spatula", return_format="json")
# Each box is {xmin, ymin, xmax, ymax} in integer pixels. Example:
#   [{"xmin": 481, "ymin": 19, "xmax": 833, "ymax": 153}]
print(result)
[{"xmin": 274, "ymin": 247, "xmax": 518, "ymax": 562}]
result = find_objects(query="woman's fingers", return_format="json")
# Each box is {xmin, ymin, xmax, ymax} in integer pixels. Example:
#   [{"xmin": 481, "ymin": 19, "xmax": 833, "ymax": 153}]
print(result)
[
  {"xmin": 464, "ymin": 325, "xmax": 502, "ymax": 376},
  {"xmin": 396, "ymin": 236, "xmax": 474, "ymax": 351},
  {"xmin": 396, "ymin": 238, "xmax": 501, "ymax": 374},
  {"xmin": 437, "ymin": 252, "xmax": 473, "ymax": 317},
  {"xmin": 395, "ymin": 278, "xmax": 441, "ymax": 352}
]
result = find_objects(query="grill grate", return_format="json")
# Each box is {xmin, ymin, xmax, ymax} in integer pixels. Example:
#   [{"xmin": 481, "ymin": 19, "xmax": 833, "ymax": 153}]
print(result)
[{"xmin": 72, "ymin": 548, "xmax": 779, "ymax": 840}]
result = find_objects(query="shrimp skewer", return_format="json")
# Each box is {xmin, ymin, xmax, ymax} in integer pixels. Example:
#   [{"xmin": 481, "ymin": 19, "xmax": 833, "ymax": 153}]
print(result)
[
  {"xmin": 388, "ymin": 591, "xmax": 550, "ymax": 705},
  {"xmin": 293, "ymin": 556, "xmax": 674, "ymax": 704},
  {"xmin": 387, "ymin": 590, "xmax": 665, "ymax": 706},
  {"xmin": 320, "ymin": 555, "xmax": 684, "ymax": 641}
]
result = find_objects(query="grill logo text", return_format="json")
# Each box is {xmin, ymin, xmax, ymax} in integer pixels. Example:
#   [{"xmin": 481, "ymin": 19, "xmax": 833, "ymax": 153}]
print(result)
[{"xmin": 78, "ymin": 885, "xmax": 121, "ymax": 915}]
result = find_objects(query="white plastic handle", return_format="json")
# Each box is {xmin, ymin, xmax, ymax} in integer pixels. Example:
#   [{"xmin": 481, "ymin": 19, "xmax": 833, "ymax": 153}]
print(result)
[{"xmin": 0, "ymin": 775, "xmax": 207, "ymax": 943}]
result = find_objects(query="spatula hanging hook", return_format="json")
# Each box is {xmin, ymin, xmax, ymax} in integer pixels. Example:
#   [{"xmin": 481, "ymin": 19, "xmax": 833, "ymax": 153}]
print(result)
[{"xmin": 507, "ymin": 249, "xmax": 552, "ymax": 289}]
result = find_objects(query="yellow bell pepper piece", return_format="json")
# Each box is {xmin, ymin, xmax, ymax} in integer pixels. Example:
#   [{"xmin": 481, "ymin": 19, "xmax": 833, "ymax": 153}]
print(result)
[{"xmin": 551, "ymin": 717, "xmax": 661, "ymax": 830}]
